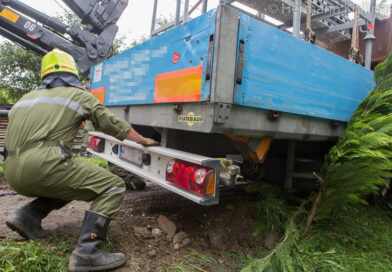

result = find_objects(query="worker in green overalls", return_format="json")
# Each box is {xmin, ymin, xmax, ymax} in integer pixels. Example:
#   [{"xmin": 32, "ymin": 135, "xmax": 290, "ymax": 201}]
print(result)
[{"xmin": 4, "ymin": 49, "xmax": 158, "ymax": 272}]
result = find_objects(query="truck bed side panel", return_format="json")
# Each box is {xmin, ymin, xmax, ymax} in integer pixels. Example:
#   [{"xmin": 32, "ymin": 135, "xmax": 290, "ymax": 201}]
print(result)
[
  {"xmin": 234, "ymin": 14, "xmax": 375, "ymax": 122},
  {"xmin": 90, "ymin": 10, "xmax": 216, "ymax": 106}
]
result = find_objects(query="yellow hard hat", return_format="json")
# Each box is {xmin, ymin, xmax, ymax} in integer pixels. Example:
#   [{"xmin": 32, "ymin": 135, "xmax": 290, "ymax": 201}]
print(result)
[{"xmin": 41, "ymin": 48, "xmax": 79, "ymax": 79}]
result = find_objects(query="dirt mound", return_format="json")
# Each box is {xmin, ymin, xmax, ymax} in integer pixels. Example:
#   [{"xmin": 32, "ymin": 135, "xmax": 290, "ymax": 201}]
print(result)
[
  {"xmin": 0, "ymin": 181, "xmax": 264, "ymax": 271},
  {"xmin": 112, "ymin": 194, "xmax": 258, "ymax": 271}
]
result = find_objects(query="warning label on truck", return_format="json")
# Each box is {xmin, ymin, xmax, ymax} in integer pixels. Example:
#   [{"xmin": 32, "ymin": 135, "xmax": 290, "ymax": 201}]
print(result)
[
  {"xmin": 93, "ymin": 63, "xmax": 102, "ymax": 83},
  {"xmin": 178, "ymin": 112, "xmax": 203, "ymax": 126},
  {"xmin": 0, "ymin": 8, "xmax": 19, "ymax": 23}
]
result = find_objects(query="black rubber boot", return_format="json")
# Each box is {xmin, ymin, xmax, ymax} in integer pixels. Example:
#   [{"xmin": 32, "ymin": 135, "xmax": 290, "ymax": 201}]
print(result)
[
  {"xmin": 124, "ymin": 176, "xmax": 146, "ymax": 191},
  {"xmin": 6, "ymin": 197, "xmax": 69, "ymax": 240},
  {"xmin": 68, "ymin": 211, "xmax": 126, "ymax": 272},
  {"xmin": 109, "ymin": 163, "xmax": 146, "ymax": 190}
]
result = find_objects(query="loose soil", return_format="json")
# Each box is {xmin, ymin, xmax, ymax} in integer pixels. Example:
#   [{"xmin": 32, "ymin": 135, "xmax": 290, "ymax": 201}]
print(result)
[{"xmin": 0, "ymin": 178, "xmax": 263, "ymax": 271}]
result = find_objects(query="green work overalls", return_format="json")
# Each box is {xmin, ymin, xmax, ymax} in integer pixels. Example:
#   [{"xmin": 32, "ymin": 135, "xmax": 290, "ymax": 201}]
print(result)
[{"xmin": 5, "ymin": 86, "xmax": 132, "ymax": 218}]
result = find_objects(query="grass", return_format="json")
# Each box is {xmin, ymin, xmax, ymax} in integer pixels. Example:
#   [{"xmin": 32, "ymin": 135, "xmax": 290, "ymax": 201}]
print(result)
[
  {"xmin": 0, "ymin": 234, "xmax": 115, "ymax": 272},
  {"xmin": 243, "ymin": 184, "xmax": 392, "ymax": 272},
  {"xmin": 74, "ymin": 154, "xmax": 109, "ymax": 169},
  {"xmin": 2, "ymin": 154, "xmax": 391, "ymax": 271},
  {"xmin": 2, "ymin": 188, "xmax": 391, "ymax": 272},
  {"xmin": 0, "ymin": 235, "xmax": 74, "ymax": 272},
  {"xmin": 0, "ymin": 161, "xmax": 4, "ymax": 178},
  {"xmin": 289, "ymin": 205, "xmax": 392, "ymax": 272},
  {"xmin": 167, "ymin": 250, "xmax": 247, "ymax": 272},
  {"xmin": 0, "ymin": 154, "xmax": 113, "ymax": 271}
]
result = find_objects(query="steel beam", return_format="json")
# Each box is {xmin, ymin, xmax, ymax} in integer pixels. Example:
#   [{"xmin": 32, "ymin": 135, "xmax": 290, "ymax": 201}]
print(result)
[
  {"xmin": 285, "ymin": 140, "xmax": 296, "ymax": 190},
  {"xmin": 227, "ymin": 3, "xmax": 291, "ymax": 33},
  {"xmin": 292, "ymin": 0, "xmax": 301, "ymax": 38},
  {"xmin": 183, "ymin": 0, "xmax": 190, "ymax": 23},
  {"xmin": 150, "ymin": 0, "xmax": 158, "ymax": 37},
  {"xmin": 202, "ymin": 0, "xmax": 208, "ymax": 13},
  {"xmin": 221, "ymin": 0, "xmax": 234, "ymax": 4},
  {"xmin": 257, "ymin": 12, "xmax": 265, "ymax": 19},
  {"xmin": 0, "ymin": 26, "xmax": 47, "ymax": 56},
  {"xmin": 151, "ymin": 21, "xmax": 176, "ymax": 36},
  {"xmin": 210, "ymin": 6, "xmax": 239, "ymax": 104},
  {"xmin": 152, "ymin": 0, "xmax": 202, "ymax": 36},
  {"xmin": 189, "ymin": 0, "xmax": 203, "ymax": 15},
  {"xmin": 278, "ymin": 7, "xmax": 348, "ymax": 29},
  {"xmin": 364, "ymin": 0, "xmax": 376, "ymax": 69},
  {"xmin": 175, "ymin": 0, "xmax": 181, "ymax": 26},
  {"xmin": 315, "ymin": 19, "xmax": 366, "ymax": 34},
  {"xmin": 108, "ymin": 103, "xmax": 345, "ymax": 141},
  {"xmin": 334, "ymin": 0, "xmax": 373, "ymax": 22}
]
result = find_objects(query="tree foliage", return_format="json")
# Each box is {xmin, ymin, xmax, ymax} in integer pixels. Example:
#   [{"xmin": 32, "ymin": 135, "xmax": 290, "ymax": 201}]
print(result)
[
  {"xmin": 0, "ymin": 42, "xmax": 41, "ymax": 103},
  {"xmin": 244, "ymin": 54, "xmax": 392, "ymax": 271},
  {"xmin": 308, "ymin": 53, "xmax": 392, "ymax": 222},
  {"xmin": 376, "ymin": 0, "xmax": 390, "ymax": 18}
]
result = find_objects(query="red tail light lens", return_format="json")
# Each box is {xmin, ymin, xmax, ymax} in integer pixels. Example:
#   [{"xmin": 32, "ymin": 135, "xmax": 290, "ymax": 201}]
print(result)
[
  {"xmin": 166, "ymin": 159, "xmax": 215, "ymax": 196},
  {"xmin": 88, "ymin": 136, "xmax": 105, "ymax": 153}
]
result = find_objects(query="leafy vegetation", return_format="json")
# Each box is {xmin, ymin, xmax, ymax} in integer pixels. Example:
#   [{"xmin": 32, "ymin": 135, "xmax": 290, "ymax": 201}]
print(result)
[
  {"xmin": 0, "ymin": 235, "xmax": 73, "ymax": 272},
  {"xmin": 241, "ymin": 54, "xmax": 392, "ymax": 271},
  {"xmin": 376, "ymin": 0, "xmax": 390, "ymax": 17},
  {"xmin": 0, "ymin": 154, "xmax": 111, "ymax": 272},
  {"xmin": 243, "ymin": 184, "xmax": 392, "ymax": 272},
  {"xmin": 0, "ymin": 43, "xmax": 41, "ymax": 104},
  {"xmin": 291, "ymin": 206, "xmax": 392, "ymax": 272},
  {"xmin": 74, "ymin": 154, "xmax": 109, "ymax": 169},
  {"xmin": 166, "ymin": 182, "xmax": 392, "ymax": 272},
  {"xmin": 305, "ymin": 53, "xmax": 392, "ymax": 229},
  {"xmin": 0, "ymin": 233, "xmax": 116, "ymax": 272},
  {"xmin": 0, "ymin": 161, "xmax": 4, "ymax": 178}
]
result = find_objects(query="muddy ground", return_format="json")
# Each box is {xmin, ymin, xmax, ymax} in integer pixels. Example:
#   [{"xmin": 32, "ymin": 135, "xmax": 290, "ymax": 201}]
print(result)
[{"xmin": 0, "ymin": 178, "xmax": 268, "ymax": 272}]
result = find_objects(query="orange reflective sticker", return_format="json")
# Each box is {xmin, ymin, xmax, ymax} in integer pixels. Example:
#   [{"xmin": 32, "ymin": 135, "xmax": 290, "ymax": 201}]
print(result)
[
  {"xmin": 0, "ymin": 8, "xmax": 19, "ymax": 23},
  {"xmin": 91, "ymin": 87, "xmax": 105, "ymax": 104},
  {"xmin": 206, "ymin": 173, "xmax": 216, "ymax": 195},
  {"xmin": 154, "ymin": 65, "xmax": 203, "ymax": 103}
]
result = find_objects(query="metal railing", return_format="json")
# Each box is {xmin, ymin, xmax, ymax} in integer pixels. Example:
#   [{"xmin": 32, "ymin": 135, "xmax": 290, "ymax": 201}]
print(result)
[{"xmin": 149, "ymin": 0, "xmax": 377, "ymax": 68}]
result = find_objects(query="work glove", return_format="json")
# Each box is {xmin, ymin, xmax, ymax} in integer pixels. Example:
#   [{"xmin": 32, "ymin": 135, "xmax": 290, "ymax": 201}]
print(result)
[{"xmin": 137, "ymin": 137, "xmax": 160, "ymax": 147}]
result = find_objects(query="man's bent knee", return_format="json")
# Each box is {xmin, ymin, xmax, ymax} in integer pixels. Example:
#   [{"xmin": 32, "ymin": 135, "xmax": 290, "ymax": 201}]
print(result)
[{"xmin": 89, "ymin": 176, "xmax": 126, "ymax": 219}]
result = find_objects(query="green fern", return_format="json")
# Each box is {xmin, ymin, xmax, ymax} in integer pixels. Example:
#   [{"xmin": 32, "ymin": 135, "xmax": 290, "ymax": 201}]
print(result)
[
  {"xmin": 245, "ymin": 54, "xmax": 392, "ymax": 272},
  {"xmin": 311, "ymin": 53, "xmax": 392, "ymax": 221}
]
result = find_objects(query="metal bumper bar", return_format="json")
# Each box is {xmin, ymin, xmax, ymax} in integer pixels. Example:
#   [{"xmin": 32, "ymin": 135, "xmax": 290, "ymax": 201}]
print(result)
[{"xmin": 88, "ymin": 132, "xmax": 221, "ymax": 205}]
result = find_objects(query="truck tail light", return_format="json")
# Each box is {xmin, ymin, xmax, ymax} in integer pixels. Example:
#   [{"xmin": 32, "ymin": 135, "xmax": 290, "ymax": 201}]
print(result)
[
  {"xmin": 166, "ymin": 159, "xmax": 215, "ymax": 196},
  {"xmin": 88, "ymin": 136, "xmax": 105, "ymax": 153}
]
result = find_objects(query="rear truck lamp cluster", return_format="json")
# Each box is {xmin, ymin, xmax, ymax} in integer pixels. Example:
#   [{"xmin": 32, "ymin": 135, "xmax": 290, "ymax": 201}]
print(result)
[
  {"xmin": 87, "ymin": 131, "xmax": 220, "ymax": 205},
  {"xmin": 166, "ymin": 159, "xmax": 216, "ymax": 197},
  {"xmin": 88, "ymin": 136, "xmax": 105, "ymax": 153}
]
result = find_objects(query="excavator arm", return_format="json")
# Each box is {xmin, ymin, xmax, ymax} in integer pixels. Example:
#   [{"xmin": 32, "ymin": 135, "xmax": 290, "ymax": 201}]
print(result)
[{"xmin": 0, "ymin": 0, "xmax": 128, "ymax": 74}]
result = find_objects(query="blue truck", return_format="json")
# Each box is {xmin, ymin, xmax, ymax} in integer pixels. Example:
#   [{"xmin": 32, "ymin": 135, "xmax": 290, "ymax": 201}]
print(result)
[{"xmin": 87, "ymin": 1, "xmax": 377, "ymax": 205}]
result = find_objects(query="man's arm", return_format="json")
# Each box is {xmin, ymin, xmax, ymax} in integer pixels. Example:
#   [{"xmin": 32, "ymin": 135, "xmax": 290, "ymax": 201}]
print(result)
[
  {"xmin": 126, "ymin": 128, "xmax": 159, "ymax": 146},
  {"xmin": 81, "ymin": 91, "xmax": 159, "ymax": 146}
]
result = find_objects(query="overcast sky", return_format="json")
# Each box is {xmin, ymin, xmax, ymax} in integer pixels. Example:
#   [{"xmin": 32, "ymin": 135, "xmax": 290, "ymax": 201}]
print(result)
[{"xmin": 12, "ymin": 0, "xmax": 392, "ymax": 44}]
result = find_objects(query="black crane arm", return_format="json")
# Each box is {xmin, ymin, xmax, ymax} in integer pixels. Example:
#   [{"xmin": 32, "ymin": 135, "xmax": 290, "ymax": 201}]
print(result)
[{"xmin": 0, "ymin": 0, "xmax": 128, "ymax": 74}]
